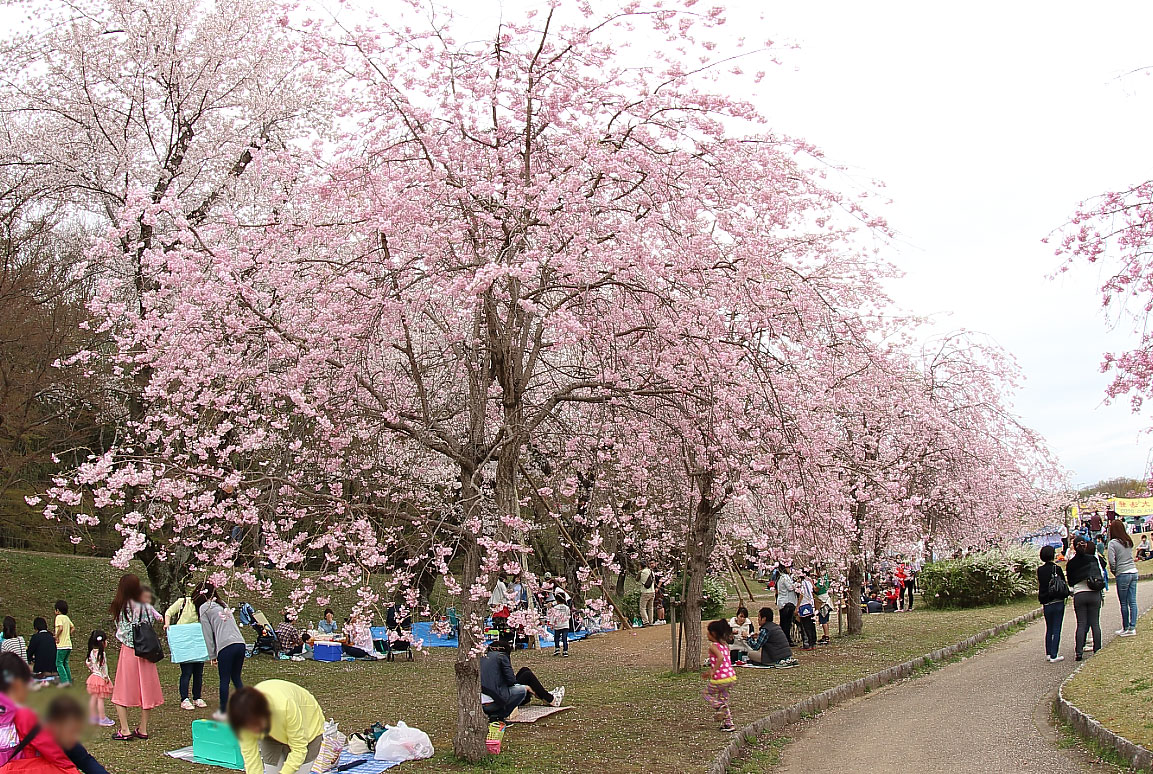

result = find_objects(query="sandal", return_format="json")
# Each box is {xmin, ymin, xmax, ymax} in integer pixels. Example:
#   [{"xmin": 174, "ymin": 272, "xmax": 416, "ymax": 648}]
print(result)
[
  {"xmin": 132, "ymin": 729, "xmax": 150, "ymax": 740},
  {"xmin": 112, "ymin": 731, "xmax": 134, "ymax": 741}
]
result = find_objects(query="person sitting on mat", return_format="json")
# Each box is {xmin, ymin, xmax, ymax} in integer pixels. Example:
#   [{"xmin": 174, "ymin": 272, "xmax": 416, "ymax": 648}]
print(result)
[
  {"xmin": 741, "ymin": 608, "xmax": 798, "ymax": 668},
  {"xmin": 229, "ymin": 681, "xmax": 325, "ymax": 774},
  {"xmin": 479, "ymin": 637, "xmax": 565, "ymax": 721}
]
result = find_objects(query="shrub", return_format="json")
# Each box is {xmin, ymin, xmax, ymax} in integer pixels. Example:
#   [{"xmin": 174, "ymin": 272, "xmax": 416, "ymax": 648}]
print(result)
[{"xmin": 918, "ymin": 545, "xmax": 1041, "ymax": 609}]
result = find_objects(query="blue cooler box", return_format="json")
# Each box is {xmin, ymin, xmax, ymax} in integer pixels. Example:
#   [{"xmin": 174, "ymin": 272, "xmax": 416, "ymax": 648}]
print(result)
[
  {"xmin": 191, "ymin": 719, "xmax": 243, "ymax": 770},
  {"xmin": 313, "ymin": 641, "xmax": 342, "ymax": 662}
]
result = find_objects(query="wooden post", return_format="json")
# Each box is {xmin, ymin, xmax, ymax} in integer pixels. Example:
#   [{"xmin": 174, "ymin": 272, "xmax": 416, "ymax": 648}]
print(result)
[{"xmin": 732, "ymin": 558, "xmax": 758, "ymax": 602}]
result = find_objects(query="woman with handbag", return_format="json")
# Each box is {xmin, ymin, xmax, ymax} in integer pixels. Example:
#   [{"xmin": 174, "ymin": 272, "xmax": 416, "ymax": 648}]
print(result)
[
  {"xmin": 108, "ymin": 574, "xmax": 164, "ymax": 741},
  {"xmin": 1036, "ymin": 545, "xmax": 1069, "ymax": 662},
  {"xmin": 1066, "ymin": 538, "xmax": 1105, "ymax": 661}
]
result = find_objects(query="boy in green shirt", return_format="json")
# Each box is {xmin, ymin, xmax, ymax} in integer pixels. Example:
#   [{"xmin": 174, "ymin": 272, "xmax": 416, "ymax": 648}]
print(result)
[{"xmin": 54, "ymin": 599, "xmax": 76, "ymax": 686}]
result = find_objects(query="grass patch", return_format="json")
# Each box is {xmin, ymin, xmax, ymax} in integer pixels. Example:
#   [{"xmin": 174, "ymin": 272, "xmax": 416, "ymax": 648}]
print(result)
[
  {"xmin": 1063, "ymin": 607, "xmax": 1153, "ymax": 750},
  {"xmin": 728, "ymin": 735, "xmax": 789, "ymax": 773},
  {"xmin": 4, "ymin": 549, "xmax": 1041, "ymax": 774}
]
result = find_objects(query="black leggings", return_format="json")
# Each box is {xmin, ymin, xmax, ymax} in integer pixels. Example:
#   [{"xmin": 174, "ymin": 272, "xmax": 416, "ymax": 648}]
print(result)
[
  {"xmin": 798, "ymin": 615, "xmax": 817, "ymax": 647},
  {"xmin": 514, "ymin": 666, "xmax": 554, "ymax": 705},
  {"xmin": 903, "ymin": 577, "xmax": 916, "ymax": 609},
  {"xmin": 341, "ymin": 644, "xmax": 371, "ymax": 659},
  {"xmin": 778, "ymin": 604, "xmax": 796, "ymax": 645},
  {"xmin": 179, "ymin": 661, "xmax": 204, "ymax": 701}
]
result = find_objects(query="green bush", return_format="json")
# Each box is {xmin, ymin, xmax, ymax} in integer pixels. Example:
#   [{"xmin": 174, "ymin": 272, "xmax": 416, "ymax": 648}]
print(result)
[
  {"xmin": 622, "ymin": 574, "xmax": 728, "ymax": 621},
  {"xmin": 918, "ymin": 546, "xmax": 1041, "ymax": 609}
]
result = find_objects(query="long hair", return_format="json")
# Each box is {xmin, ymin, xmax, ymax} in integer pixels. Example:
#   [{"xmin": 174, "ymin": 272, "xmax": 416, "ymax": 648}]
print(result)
[
  {"xmin": 109, "ymin": 573, "xmax": 142, "ymax": 620},
  {"xmin": 1108, "ymin": 519, "xmax": 1134, "ymax": 548},
  {"xmin": 87, "ymin": 630, "xmax": 107, "ymax": 666},
  {"xmin": 1, "ymin": 616, "xmax": 15, "ymax": 639}
]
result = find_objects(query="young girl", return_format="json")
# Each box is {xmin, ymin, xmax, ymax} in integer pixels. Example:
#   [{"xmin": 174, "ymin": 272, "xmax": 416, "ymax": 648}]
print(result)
[
  {"xmin": 702, "ymin": 619, "xmax": 737, "ymax": 733},
  {"xmin": 0, "ymin": 651, "xmax": 81, "ymax": 772},
  {"xmin": 84, "ymin": 632, "xmax": 114, "ymax": 727}
]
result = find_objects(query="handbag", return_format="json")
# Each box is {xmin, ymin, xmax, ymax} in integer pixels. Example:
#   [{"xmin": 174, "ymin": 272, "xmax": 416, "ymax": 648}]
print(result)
[
  {"xmin": 1086, "ymin": 571, "xmax": 1105, "ymax": 592},
  {"xmin": 132, "ymin": 605, "xmax": 165, "ymax": 663},
  {"xmin": 1046, "ymin": 570, "xmax": 1070, "ymax": 600}
]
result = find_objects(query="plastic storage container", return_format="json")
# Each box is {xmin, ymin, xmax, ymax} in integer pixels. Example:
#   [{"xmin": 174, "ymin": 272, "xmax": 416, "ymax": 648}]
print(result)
[
  {"xmin": 191, "ymin": 719, "xmax": 244, "ymax": 770},
  {"xmin": 313, "ymin": 641, "xmax": 342, "ymax": 662}
]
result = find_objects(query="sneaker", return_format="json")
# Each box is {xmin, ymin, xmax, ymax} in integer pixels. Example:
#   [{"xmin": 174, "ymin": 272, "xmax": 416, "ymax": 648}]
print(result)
[
  {"xmin": 553, "ymin": 650, "xmax": 561, "ymax": 657},
  {"xmin": 1075, "ymin": 654, "xmax": 1083, "ymax": 661},
  {"xmin": 180, "ymin": 699, "xmax": 195, "ymax": 711},
  {"xmin": 1048, "ymin": 655, "xmax": 1065, "ymax": 663},
  {"xmin": 563, "ymin": 652, "xmax": 570, "ymax": 657},
  {"xmin": 1120, "ymin": 630, "xmax": 1138, "ymax": 637},
  {"xmin": 291, "ymin": 655, "xmax": 305, "ymax": 662},
  {"xmin": 212, "ymin": 711, "xmax": 227, "ymax": 722},
  {"xmin": 193, "ymin": 699, "xmax": 208, "ymax": 708},
  {"xmin": 98, "ymin": 717, "xmax": 115, "ymax": 727},
  {"xmin": 721, "ymin": 724, "xmax": 736, "ymax": 733},
  {"xmin": 551, "ymin": 686, "xmax": 566, "ymax": 708},
  {"xmin": 1116, "ymin": 629, "xmax": 1127, "ymax": 636}
]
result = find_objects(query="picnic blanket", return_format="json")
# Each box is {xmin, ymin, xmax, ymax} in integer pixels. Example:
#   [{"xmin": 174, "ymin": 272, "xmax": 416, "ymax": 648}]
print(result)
[
  {"xmin": 508, "ymin": 705, "xmax": 573, "ymax": 724},
  {"xmin": 166, "ymin": 746, "xmax": 402, "ymax": 772}
]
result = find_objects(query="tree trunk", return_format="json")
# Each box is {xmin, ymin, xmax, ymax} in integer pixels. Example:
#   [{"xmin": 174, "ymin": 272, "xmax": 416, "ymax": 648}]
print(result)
[
  {"xmin": 846, "ymin": 498, "xmax": 867, "ymax": 635},
  {"xmin": 452, "ymin": 469, "xmax": 488, "ymax": 762},
  {"xmin": 681, "ymin": 475, "xmax": 720, "ymax": 671}
]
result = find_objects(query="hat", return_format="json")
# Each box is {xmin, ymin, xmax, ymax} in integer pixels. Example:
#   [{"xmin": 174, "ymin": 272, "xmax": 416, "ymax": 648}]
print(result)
[{"xmin": 544, "ymin": 572, "xmax": 553, "ymax": 579}]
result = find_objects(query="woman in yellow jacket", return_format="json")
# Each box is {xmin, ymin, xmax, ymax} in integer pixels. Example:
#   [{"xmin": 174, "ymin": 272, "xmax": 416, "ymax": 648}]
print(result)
[{"xmin": 227, "ymin": 681, "xmax": 325, "ymax": 774}]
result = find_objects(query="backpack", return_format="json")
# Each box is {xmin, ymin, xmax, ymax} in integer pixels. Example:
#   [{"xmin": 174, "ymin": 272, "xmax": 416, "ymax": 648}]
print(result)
[
  {"xmin": 1086, "ymin": 563, "xmax": 1105, "ymax": 592},
  {"xmin": 1046, "ymin": 568, "xmax": 1069, "ymax": 600}
]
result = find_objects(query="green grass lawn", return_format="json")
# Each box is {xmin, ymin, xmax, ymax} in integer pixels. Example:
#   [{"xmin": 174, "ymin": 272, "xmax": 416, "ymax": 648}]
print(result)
[
  {"xmin": 1, "ymin": 550, "xmax": 1041, "ymax": 773},
  {"xmin": 1062, "ymin": 607, "xmax": 1153, "ymax": 749}
]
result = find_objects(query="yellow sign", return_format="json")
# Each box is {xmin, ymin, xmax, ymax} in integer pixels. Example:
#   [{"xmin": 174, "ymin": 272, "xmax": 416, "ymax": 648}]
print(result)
[
  {"xmin": 1110, "ymin": 498, "xmax": 1153, "ymax": 517},
  {"xmin": 1070, "ymin": 504, "xmax": 1078, "ymax": 521}
]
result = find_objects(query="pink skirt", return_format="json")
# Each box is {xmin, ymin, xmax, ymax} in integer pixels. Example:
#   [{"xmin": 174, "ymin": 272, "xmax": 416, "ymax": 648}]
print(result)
[
  {"xmin": 86, "ymin": 674, "xmax": 114, "ymax": 698},
  {"xmin": 111, "ymin": 645, "xmax": 164, "ymax": 709}
]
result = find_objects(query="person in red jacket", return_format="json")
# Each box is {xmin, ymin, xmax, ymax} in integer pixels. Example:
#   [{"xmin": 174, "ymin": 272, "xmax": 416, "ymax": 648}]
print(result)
[{"xmin": 0, "ymin": 652, "xmax": 79, "ymax": 772}]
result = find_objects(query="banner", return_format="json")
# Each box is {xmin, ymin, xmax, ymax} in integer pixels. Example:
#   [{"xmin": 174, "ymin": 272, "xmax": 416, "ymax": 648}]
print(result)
[{"xmin": 1110, "ymin": 498, "xmax": 1153, "ymax": 517}]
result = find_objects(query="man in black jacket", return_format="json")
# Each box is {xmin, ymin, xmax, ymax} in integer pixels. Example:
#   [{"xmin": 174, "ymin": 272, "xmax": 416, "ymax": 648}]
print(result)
[
  {"xmin": 480, "ymin": 638, "xmax": 564, "ymax": 720},
  {"xmin": 743, "ymin": 608, "xmax": 798, "ymax": 668}
]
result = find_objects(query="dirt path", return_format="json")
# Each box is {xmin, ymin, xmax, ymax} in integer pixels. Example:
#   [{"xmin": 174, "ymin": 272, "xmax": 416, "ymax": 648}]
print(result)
[{"xmin": 773, "ymin": 581, "xmax": 1152, "ymax": 774}]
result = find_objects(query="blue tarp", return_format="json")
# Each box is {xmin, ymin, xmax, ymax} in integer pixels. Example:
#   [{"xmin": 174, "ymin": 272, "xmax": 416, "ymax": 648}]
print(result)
[{"xmin": 408, "ymin": 621, "xmax": 596, "ymax": 649}]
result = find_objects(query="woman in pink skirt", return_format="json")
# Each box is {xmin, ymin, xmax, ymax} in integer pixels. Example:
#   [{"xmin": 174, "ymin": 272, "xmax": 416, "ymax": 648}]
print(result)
[{"xmin": 109, "ymin": 574, "xmax": 164, "ymax": 741}]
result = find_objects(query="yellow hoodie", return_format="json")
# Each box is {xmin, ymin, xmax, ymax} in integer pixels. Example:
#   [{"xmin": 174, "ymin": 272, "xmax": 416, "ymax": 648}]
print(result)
[{"xmin": 238, "ymin": 680, "xmax": 325, "ymax": 774}]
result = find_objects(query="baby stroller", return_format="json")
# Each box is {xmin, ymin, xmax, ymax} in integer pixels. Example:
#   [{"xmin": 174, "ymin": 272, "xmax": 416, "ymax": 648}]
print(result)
[{"xmin": 238, "ymin": 602, "xmax": 280, "ymax": 657}]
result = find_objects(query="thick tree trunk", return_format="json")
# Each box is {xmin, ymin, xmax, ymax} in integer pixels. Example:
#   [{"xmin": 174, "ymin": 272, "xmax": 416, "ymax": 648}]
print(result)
[
  {"xmin": 681, "ymin": 476, "xmax": 720, "ymax": 672},
  {"xmin": 846, "ymin": 498, "xmax": 867, "ymax": 635},
  {"xmin": 452, "ymin": 469, "xmax": 488, "ymax": 762},
  {"xmin": 139, "ymin": 541, "xmax": 192, "ymax": 610}
]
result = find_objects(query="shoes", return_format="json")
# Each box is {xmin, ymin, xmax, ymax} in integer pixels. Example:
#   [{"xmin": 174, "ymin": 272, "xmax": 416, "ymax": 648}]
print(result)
[
  {"xmin": 291, "ymin": 655, "xmax": 305, "ymax": 661},
  {"xmin": 551, "ymin": 686, "xmax": 566, "ymax": 708},
  {"xmin": 553, "ymin": 650, "xmax": 561, "ymax": 657},
  {"xmin": 801, "ymin": 645, "xmax": 815, "ymax": 651},
  {"xmin": 180, "ymin": 699, "xmax": 195, "ymax": 711},
  {"xmin": 563, "ymin": 652, "xmax": 570, "ymax": 657},
  {"xmin": 58, "ymin": 682, "xmax": 71, "ymax": 688},
  {"xmin": 1048, "ymin": 655, "xmax": 1065, "ymax": 663},
  {"xmin": 212, "ymin": 711, "xmax": 227, "ymax": 722},
  {"xmin": 1075, "ymin": 654, "xmax": 1083, "ymax": 661},
  {"xmin": 1120, "ymin": 630, "xmax": 1137, "ymax": 637},
  {"xmin": 193, "ymin": 698, "xmax": 208, "ymax": 708},
  {"xmin": 98, "ymin": 717, "xmax": 115, "ymax": 727},
  {"xmin": 721, "ymin": 723, "xmax": 736, "ymax": 733},
  {"xmin": 1116, "ymin": 629, "xmax": 1127, "ymax": 636}
]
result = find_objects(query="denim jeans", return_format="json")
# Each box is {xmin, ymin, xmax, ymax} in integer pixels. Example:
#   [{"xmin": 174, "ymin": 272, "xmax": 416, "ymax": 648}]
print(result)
[
  {"xmin": 1116, "ymin": 572, "xmax": 1139, "ymax": 630},
  {"xmin": 179, "ymin": 660, "xmax": 204, "ymax": 701},
  {"xmin": 216, "ymin": 642, "xmax": 246, "ymax": 712},
  {"xmin": 1042, "ymin": 601, "xmax": 1065, "ymax": 659}
]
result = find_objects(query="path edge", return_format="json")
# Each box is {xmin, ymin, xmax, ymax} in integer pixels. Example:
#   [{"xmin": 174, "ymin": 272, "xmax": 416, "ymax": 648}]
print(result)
[
  {"xmin": 707, "ymin": 606, "xmax": 1043, "ymax": 774},
  {"xmin": 1055, "ymin": 583, "xmax": 1153, "ymax": 774}
]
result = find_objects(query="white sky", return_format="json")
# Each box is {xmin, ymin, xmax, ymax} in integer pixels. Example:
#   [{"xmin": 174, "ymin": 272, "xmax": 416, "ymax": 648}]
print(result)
[{"xmin": 731, "ymin": 1, "xmax": 1153, "ymax": 487}]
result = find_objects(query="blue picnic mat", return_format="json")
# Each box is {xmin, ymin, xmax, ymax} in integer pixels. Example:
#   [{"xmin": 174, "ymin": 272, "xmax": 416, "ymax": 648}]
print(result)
[{"xmin": 410, "ymin": 621, "xmax": 596, "ymax": 649}]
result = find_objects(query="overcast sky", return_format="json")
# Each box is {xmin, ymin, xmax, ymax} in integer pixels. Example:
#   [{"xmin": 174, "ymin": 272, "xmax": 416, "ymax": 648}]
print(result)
[{"xmin": 731, "ymin": 1, "xmax": 1153, "ymax": 488}]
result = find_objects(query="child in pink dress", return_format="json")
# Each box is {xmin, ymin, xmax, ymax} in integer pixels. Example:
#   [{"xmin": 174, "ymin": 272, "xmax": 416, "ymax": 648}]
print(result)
[
  {"xmin": 702, "ymin": 619, "xmax": 737, "ymax": 732},
  {"xmin": 84, "ymin": 631, "xmax": 114, "ymax": 726}
]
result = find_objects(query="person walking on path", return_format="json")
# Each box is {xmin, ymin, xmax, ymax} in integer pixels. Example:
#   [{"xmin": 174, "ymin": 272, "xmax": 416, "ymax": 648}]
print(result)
[
  {"xmin": 195, "ymin": 582, "xmax": 247, "ymax": 721},
  {"xmin": 1107, "ymin": 519, "xmax": 1139, "ymax": 636},
  {"xmin": 108, "ymin": 573, "xmax": 164, "ymax": 740},
  {"xmin": 1066, "ymin": 537, "xmax": 1105, "ymax": 661},
  {"xmin": 164, "ymin": 589, "xmax": 207, "ymax": 710},
  {"xmin": 1036, "ymin": 545, "xmax": 1069, "ymax": 662},
  {"xmin": 54, "ymin": 600, "xmax": 76, "ymax": 687},
  {"xmin": 638, "ymin": 561, "xmax": 658, "ymax": 626}
]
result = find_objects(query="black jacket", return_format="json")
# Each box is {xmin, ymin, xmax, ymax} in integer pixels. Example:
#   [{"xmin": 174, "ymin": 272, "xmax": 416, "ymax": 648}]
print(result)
[
  {"xmin": 1065, "ymin": 551, "xmax": 1102, "ymax": 589},
  {"xmin": 26, "ymin": 630, "xmax": 57, "ymax": 674},
  {"xmin": 67, "ymin": 743, "xmax": 110, "ymax": 774},
  {"xmin": 1037, "ymin": 562, "xmax": 1067, "ymax": 605},
  {"xmin": 747, "ymin": 621, "xmax": 793, "ymax": 662}
]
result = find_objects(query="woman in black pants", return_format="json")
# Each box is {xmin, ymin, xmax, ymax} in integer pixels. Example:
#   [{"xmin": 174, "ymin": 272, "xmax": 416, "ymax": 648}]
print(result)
[{"xmin": 1065, "ymin": 538, "xmax": 1104, "ymax": 661}]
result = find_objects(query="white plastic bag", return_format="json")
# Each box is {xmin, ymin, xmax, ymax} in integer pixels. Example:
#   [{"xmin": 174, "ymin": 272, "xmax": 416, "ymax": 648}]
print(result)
[
  {"xmin": 310, "ymin": 719, "xmax": 347, "ymax": 774},
  {"xmin": 374, "ymin": 721, "xmax": 434, "ymax": 761}
]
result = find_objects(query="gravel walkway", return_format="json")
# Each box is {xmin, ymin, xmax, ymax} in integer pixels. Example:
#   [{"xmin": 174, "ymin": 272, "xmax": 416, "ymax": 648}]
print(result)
[{"xmin": 774, "ymin": 581, "xmax": 1152, "ymax": 774}]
